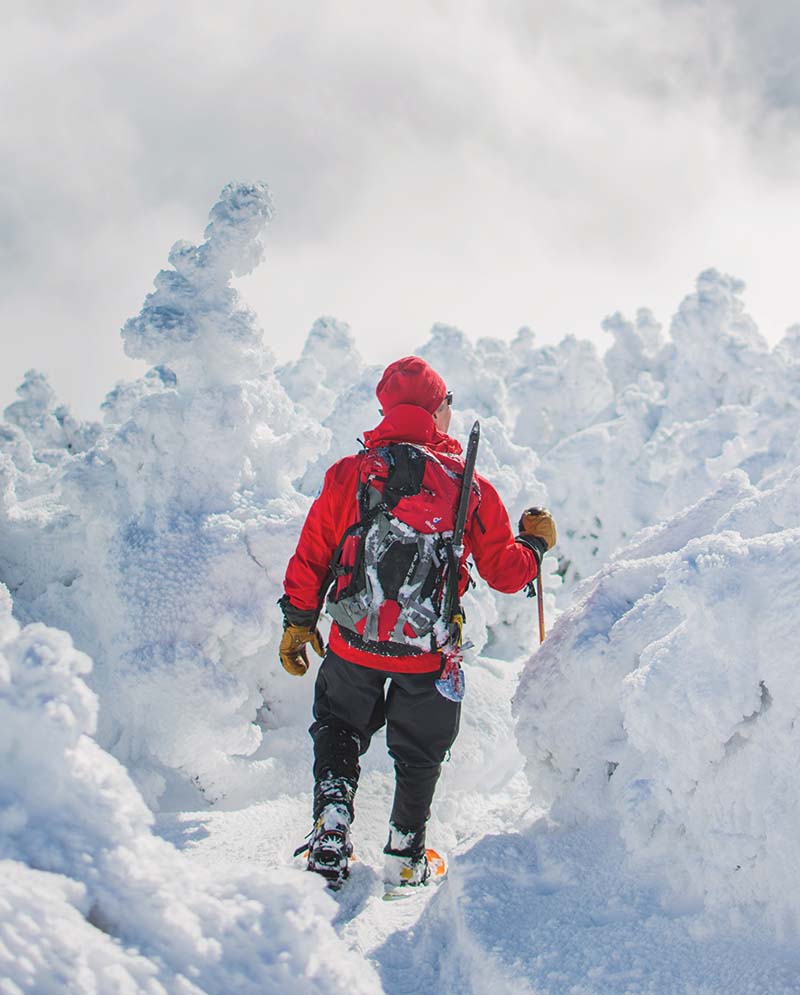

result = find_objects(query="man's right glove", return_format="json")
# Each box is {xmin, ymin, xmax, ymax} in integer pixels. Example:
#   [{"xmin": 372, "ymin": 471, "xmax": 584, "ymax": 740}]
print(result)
[
  {"xmin": 278, "ymin": 594, "xmax": 326, "ymax": 676},
  {"xmin": 279, "ymin": 624, "xmax": 325, "ymax": 676},
  {"xmin": 517, "ymin": 507, "xmax": 557, "ymax": 563}
]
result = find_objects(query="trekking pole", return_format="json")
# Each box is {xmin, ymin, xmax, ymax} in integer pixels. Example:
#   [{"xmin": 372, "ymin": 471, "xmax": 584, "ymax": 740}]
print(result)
[{"xmin": 536, "ymin": 565, "xmax": 545, "ymax": 644}]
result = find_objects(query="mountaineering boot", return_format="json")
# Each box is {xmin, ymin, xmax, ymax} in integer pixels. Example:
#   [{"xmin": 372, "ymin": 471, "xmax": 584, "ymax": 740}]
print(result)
[
  {"xmin": 383, "ymin": 823, "xmax": 430, "ymax": 887},
  {"xmin": 303, "ymin": 803, "xmax": 353, "ymax": 889}
]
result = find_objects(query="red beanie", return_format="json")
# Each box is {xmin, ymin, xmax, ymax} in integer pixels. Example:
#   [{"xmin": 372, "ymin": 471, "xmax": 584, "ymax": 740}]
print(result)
[{"xmin": 376, "ymin": 357, "xmax": 447, "ymax": 414}]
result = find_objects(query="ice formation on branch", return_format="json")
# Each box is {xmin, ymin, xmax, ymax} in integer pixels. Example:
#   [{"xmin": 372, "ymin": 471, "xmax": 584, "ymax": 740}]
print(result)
[
  {"xmin": 277, "ymin": 316, "xmax": 365, "ymax": 422},
  {"xmin": 122, "ymin": 181, "xmax": 275, "ymax": 381},
  {"xmin": 4, "ymin": 369, "xmax": 100, "ymax": 458}
]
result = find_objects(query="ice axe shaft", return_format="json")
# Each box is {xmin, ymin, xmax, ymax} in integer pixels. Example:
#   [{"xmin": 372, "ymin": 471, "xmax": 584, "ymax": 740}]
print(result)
[
  {"xmin": 537, "ymin": 569, "xmax": 545, "ymax": 644},
  {"xmin": 521, "ymin": 505, "xmax": 548, "ymax": 644},
  {"xmin": 437, "ymin": 420, "xmax": 480, "ymax": 702}
]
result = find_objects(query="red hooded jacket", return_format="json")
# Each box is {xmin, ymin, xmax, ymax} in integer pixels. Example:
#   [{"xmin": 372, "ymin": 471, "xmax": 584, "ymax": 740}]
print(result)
[{"xmin": 283, "ymin": 404, "xmax": 538, "ymax": 673}]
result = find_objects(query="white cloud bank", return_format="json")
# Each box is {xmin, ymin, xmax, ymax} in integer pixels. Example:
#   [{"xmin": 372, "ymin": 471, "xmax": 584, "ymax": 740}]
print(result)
[{"xmin": 3, "ymin": 0, "xmax": 800, "ymax": 419}]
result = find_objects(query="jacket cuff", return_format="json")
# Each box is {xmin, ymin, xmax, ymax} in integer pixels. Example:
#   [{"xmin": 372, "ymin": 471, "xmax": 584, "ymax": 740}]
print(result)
[
  {"xmin": 515, "ymin": 534, "xmax": 546, "ymax": 564},
  {"xmin": 278, "ymin": 594, "xmax": 317, "ymax": 629}
]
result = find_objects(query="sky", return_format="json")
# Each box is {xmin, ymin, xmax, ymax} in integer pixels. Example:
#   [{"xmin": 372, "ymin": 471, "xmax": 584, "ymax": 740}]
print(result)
[{"xmin": 3, "ymin": 0, "xmax": 800, "ymax": 418}]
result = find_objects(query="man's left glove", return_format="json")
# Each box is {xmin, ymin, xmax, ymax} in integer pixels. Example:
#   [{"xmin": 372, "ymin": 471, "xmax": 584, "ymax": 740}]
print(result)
[
  {"xmin": 517, "ymin": 507, "xmax": 557, "ymax": 563},
  {"xmin": 278, "ymin": 594, "xmax": 326, "ymax": 676}
]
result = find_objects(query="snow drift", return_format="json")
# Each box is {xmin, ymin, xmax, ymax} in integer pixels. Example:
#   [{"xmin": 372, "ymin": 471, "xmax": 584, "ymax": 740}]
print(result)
[
  {"xmin": 515, "ymin": 469, "xmax": 800, "ymax": 935},
  {"xmin": 0, "ymin": 581, "xmax": 380, "ymax": 993}
]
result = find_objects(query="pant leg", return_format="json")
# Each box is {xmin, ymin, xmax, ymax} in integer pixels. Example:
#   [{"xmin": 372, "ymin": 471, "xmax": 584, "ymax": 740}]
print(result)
[
  {"xmin": 310, "ymin": 650, "xmax": 388, "ymax": 821},
  {"xmin": 384, "ymin": 670, "xmax": 461, "ymax": 844}
]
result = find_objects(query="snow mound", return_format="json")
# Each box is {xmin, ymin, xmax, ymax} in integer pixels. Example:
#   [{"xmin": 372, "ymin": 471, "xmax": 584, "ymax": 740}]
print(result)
[
  {"xmin": 0, "ymin": 582, "xmax": 381, "ymax": 994},
  {"xmin": 514, "ymin": 470, "xmax": 800, "ymax": 936}
]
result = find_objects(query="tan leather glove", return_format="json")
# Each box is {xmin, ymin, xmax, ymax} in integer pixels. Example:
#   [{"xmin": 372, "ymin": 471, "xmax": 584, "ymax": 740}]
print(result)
[
  {"xmin": 518, "ymin": 507, "xmax": 557, "ymax": 552},
  {"xmin": 279, "ymin": 624, "xmax": 325, "ymax": 676}
]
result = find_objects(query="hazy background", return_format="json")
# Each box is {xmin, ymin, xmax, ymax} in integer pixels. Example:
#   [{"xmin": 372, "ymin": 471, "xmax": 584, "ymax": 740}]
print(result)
[{"xmin": 3, "ymin": 0, "xmax": 800, "ymax": 418}]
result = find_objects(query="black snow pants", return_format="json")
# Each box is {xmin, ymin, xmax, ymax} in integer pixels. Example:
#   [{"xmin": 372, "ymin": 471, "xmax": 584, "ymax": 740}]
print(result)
[{"xmin": 310, "ymin": 649, "xmax": 461, "ymax": 839}]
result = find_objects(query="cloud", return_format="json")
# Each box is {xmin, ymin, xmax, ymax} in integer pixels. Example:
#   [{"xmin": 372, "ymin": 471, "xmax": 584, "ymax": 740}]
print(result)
[
  {"xmin": 677, "ymin": 0, "xmax": 800, "ymax": 120},
  {"xmin": 2, "ymin": 0, "xmax": 800, "ymax": 417}
]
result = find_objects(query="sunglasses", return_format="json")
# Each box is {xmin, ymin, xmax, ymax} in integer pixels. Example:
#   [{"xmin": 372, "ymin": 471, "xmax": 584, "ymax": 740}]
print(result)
[{"xmin": 377, "ymin": 391, "xmax": 453, "ymax": 418}]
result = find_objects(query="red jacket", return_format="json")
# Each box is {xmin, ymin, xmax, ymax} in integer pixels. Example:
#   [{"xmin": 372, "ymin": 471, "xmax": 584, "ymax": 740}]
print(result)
[{"xmin": 283, "ymin": 404, "xmax": 538, "ymax": 673}]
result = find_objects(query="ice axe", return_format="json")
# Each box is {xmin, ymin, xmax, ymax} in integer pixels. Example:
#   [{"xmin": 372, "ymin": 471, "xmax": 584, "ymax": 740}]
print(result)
[
  {"xmin": 520, "ymin": 506, "xmax": 549, "ymax": 644},
  {"xmin": 437, "ymin": 420, "xmax": 480, "ymax": 701}
]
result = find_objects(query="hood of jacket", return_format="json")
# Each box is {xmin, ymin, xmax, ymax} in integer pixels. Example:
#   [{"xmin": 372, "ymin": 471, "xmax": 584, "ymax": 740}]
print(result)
[{"xmin": 362, "ymin": 403, "xmax": 462, "ymax": 455}]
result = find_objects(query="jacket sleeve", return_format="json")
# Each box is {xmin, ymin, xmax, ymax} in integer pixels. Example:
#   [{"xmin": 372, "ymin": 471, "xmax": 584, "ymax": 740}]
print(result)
[
  {"xmin": 283, "ymin": 460, "xmax": 357, "ymax": 612},
  {"xmin": 466, "ymin": 476, "xmax": 538, "ymax": 594}
]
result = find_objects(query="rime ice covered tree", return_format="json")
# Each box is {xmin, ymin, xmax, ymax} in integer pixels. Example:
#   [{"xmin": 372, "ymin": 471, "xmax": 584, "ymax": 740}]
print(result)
[
  {"xmin": 277, "ymin": 316, "xmax": 366, "ymax": 423},
  {"xmin": 661, "ymin": 269, "xmax": 773, "ymax": 421},
  {"xmin": 54, "ymin": 183, "xmax": 327, "ymax": 803},
  {"xmin": 4, "ymin": 369, "xmax": 100, "ymax": 458}
]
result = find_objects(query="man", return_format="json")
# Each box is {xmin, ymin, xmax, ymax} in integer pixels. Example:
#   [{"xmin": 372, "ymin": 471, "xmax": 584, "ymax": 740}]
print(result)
[{"xmin": 280, "ymin": 356, "xmax": 556, "ymax": 888}]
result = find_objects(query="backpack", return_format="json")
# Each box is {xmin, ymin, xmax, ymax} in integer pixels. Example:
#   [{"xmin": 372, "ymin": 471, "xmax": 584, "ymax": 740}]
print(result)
[{"xmin": 326, "ymin": 443, "xmax": 478, "ymax": 655}]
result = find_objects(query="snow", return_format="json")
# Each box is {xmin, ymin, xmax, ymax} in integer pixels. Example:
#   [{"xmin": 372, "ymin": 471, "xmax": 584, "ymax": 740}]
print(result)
[
  {"xmin": 515, "ymin": 470, "xmax": 800, "ymax": 940},
  {"xmin": 2, "ymin": 181, "xmax": 331, "ymax": 807},
  {"xmin": 0, "ymin": 582, "xmax": 380, "ymax": 994},
  {"xmin": 3, "ymin": 180, "xmax": 800, "ymax": 992}
]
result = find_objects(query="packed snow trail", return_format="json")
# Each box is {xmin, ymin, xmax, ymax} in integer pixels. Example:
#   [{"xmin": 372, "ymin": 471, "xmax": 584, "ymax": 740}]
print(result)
[
  {"xmin": 156, "ymin": 650, "xmax": 800, "ymax": 995},
  {"xmin": 372, "ymin": 822, "xmax": 799, "ymax": 995},
  {"xmin": 156, "ymin": 730, "xmax": 800, "ymax": 994}
]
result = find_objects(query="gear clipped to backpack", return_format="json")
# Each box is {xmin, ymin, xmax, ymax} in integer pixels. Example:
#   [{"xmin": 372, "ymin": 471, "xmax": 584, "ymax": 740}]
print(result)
[{"xmin": 326, "ymin": 442, "xmax": 478, "ymax": 657}]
